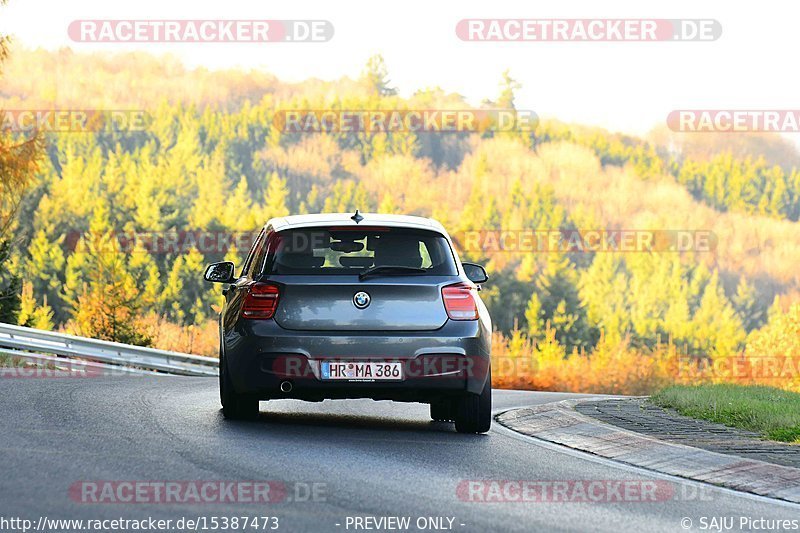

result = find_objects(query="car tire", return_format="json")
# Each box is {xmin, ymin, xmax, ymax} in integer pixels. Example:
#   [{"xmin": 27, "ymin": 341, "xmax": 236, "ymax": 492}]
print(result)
[
  {"xmin": 430, "ymin": 399, "xmax": 455, "ymax": 422},
  {"xmin": 454, "ymin": 369, "xmax": 492, "ymax": 434},
  {"xmin": 220, "ymin": 348, "xmax": 259, "ymax": 420}
]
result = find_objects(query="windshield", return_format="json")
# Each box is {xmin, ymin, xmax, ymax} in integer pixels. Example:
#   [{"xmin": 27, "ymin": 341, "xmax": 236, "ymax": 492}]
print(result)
[{"xmin": 262, "ymin": 227, "xmax": 458, "ymax": 276}]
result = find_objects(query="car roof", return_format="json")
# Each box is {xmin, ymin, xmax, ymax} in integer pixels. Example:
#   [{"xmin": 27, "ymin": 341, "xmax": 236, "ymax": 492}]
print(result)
[{"xmin": 265, "ymin": 213, "xmax": 448, "ymax": 234}]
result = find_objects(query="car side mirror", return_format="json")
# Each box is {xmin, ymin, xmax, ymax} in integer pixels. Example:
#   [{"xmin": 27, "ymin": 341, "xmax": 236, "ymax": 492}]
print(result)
[
  {"xmin": 462, "ymin": 262, "xmax": 488, "ymax": 284},
  {"xmin": 204, "ymin": 261, "xmax": 236, "ymax": 284}
]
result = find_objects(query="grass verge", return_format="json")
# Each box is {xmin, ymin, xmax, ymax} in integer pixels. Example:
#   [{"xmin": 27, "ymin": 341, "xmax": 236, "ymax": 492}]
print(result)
[{"xmin": 651, "ymin": 384, "xmax": 800, "ymax": 443}]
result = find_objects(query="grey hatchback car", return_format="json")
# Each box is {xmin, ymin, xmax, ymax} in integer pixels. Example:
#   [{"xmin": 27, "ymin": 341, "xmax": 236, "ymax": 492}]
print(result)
[{"xmin": 204, "ymin": 212, "xmax": 492, "ymax": 433}]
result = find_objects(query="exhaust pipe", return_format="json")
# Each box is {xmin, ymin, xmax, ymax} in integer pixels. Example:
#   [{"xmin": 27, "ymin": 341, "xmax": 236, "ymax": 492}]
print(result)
[{"xmin": 280, "ymin": 381, "xmax": 293, "ymax": 393}]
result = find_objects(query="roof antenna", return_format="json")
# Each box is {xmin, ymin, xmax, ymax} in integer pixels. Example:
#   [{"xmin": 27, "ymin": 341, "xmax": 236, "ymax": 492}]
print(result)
[{"xmin": 351, "ymin": 209, "xmax": 364, "ymax": 224}]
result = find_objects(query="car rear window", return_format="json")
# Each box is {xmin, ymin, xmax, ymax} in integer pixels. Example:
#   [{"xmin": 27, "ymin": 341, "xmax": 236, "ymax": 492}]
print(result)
[{"xmin": 261, "ymin": 227, "xmax": 458, "ymax": 276}]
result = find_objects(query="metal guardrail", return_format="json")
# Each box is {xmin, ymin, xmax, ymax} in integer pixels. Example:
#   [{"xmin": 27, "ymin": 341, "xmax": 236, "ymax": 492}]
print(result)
[{"xmin": 0, "ymin": 323, "xmax": 219, "ymax": 377}]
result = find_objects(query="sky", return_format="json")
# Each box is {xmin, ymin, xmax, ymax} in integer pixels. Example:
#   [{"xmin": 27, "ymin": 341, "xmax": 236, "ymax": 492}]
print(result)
[{"xmin": 1, "ymin": 0, "xmax": 798, "ymax": 139}]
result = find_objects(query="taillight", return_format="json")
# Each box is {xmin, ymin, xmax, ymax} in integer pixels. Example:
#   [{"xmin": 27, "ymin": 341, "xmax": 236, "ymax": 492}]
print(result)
[
  {"xmin": 442, "ymin": 282, "xmax": 479, "ymax": 320},
  {"xmin": 241, "ymin": 283, "xmax": 280, "ymax": 319}
]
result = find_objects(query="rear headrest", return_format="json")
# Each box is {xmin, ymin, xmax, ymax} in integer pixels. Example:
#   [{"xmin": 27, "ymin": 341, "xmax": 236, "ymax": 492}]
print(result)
[
  {"xmin": 373, "ymin": 235, "xmax": 423, "ymax": 268},
  {"xmin": 277, "ymin": 250, "xmax": 325, "ymax": 268},
  {"xmin": 339, "ymin": 256, "xmax": 374, "ymax": 268}
]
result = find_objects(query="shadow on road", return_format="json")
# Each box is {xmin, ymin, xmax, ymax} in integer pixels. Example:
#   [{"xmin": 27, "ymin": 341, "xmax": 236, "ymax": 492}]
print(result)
[{"xmin": 213, "ymin": 404, "xmax": 490, "ymax": 440}]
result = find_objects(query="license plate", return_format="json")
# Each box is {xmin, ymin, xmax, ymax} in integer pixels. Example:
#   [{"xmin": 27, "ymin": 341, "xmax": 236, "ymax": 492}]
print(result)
[{"xmin": 320, "ymin": 361, "xmax": 403, "ymax": 381}]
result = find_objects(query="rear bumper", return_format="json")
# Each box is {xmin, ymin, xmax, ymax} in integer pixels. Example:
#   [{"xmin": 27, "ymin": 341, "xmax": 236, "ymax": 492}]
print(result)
[{"xmin": 222, "ymin": 319, "xmax": 491, "ymax": 401}]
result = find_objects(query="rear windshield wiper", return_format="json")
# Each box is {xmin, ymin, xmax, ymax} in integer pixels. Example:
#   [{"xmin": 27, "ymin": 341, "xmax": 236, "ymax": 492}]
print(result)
[{"xmin": 358, "ymin": 265, "xmax": 427, "ymax": 280}]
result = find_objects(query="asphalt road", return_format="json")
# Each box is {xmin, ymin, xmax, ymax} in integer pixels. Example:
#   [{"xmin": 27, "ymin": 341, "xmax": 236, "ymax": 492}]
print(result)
[{"xmin": 1, "ymin": 376, "xmax": 798, "ymax": 533}]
